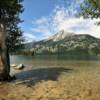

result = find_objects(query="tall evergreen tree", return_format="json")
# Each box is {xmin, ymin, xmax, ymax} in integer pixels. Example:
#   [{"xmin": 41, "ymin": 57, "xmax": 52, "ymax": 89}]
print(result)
[{"xmin": 0, "ymin": 0, "xmax": 23, "ymax": 80}]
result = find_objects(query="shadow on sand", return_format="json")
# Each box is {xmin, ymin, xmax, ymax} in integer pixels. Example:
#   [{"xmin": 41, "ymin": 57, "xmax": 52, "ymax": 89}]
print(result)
[{"xmin": 14, "ymin": 67, "xmax": 73, "ymax": 86}]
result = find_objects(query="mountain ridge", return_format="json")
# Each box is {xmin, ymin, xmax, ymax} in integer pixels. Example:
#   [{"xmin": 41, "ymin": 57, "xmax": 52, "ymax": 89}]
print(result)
[{"xmin": 23, "ymin": 30, "xmax": 100, "ymax": 55}]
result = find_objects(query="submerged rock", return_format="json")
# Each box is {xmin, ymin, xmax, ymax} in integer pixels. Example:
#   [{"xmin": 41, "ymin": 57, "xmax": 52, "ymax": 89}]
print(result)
[{"xmin": 12, "ymin": 64, "xmax": 25, "ymax": 70}]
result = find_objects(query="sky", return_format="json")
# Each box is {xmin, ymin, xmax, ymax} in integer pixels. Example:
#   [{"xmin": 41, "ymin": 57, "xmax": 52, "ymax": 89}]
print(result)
[{"xmin": 20, "ymin": 0, "xmax": 100, "ymax": 42}]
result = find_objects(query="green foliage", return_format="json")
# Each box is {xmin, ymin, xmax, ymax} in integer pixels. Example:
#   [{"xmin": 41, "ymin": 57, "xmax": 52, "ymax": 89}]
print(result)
[
  {"xmin": 81, "ymin": 0, "xmax": 100, "ymax": 24},
  {"xmin": 0, "ymin": 0, "xmax": 24, "ymax": 51}
]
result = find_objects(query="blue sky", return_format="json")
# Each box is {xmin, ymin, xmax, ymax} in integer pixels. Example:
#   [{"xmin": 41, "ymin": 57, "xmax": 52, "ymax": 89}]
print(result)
[
  {"xmin": 20, "ymin": 0, "xmax": 100, "ymax": 42},
  {"xmin": 20, "ymin": 0, "xmax": 59, "ymax": 41},
  {"xmin": 20, "ymin": 0, "xmax": 57, "ymax": 31}
]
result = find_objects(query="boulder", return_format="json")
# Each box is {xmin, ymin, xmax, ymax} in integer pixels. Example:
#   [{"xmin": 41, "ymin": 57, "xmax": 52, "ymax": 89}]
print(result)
[
  {"xmin": 13, "ymin": 64, "xmax": 25, "ymax": 70},
  {"xmin": 11, "ymin": 64, "xmax": 17, "ymax": 67}
]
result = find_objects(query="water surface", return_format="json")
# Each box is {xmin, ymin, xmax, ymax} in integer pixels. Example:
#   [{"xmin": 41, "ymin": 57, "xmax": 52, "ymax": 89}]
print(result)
[{"xmin": 10, "ymin": 55, "xmax": 100, "ymax": 68}]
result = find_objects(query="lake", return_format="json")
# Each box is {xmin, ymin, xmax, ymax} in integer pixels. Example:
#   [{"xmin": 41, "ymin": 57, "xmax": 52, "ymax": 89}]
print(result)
[
  {"xmin": 10, "ymin": 55, "xmax": 100, "ymax": 68},
  {"xmin": 9, "ymin": 55, "xmax": 100, "ymax": 85}
]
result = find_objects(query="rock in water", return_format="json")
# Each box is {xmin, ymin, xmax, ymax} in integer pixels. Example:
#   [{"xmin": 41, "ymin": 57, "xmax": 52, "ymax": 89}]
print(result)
[
  {"xmin": 14, "ymin": 64, "xmax": 24, "ymax": 70},
  {"xmin": 11, "ymin": 64, "xmax": 17, "ymax": 67}
]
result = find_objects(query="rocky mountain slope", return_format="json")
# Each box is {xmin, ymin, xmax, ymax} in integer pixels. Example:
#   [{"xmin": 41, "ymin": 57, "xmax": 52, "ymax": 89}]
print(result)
[{"xmin": 25, "ymin": 30, "xmax": 100, "ymax": 55}]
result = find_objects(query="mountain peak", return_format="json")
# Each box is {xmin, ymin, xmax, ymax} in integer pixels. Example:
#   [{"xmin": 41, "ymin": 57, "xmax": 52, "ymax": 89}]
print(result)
[{"xmin": 46, "ymin": 30, "xmax": 75, "ymax": 42}]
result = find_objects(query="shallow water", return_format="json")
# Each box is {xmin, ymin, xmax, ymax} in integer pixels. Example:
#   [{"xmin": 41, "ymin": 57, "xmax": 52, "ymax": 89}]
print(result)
[
  {"xmin": 10, "ymin": 55, "xmax": 100, "ymax": 68},
  {"xmin": 9, "ymin": 54, "xmax": 100, "ymax": 83}
]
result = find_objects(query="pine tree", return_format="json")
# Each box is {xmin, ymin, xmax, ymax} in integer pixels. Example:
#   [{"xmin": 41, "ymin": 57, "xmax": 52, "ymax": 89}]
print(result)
[{"xmin": 0, "ymin": 0, "xmax": 23, "ymax": 80}]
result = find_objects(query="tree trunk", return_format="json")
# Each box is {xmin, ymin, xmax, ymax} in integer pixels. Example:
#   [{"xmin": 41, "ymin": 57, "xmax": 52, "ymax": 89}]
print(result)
[{"xmin": 0, "ymin": 23, "xmax": 10, "ymax": 81}]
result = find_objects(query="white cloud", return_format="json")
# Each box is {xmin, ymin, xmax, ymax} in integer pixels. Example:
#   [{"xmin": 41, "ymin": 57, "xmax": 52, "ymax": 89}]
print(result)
[
  {"xmin": 23, "ymin": 32, "xmax": 36, "ymax": 42},
  {"xmin": 33, "ymin": 17, "xmax": 48, "ymax": 25},
  {"xmin": 61, "ymin": 17, "xmax": 100, "ymax": 38},
  {"xmin": 31, "ymin": 16, "xmax": 53, "ymax": 39}
]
